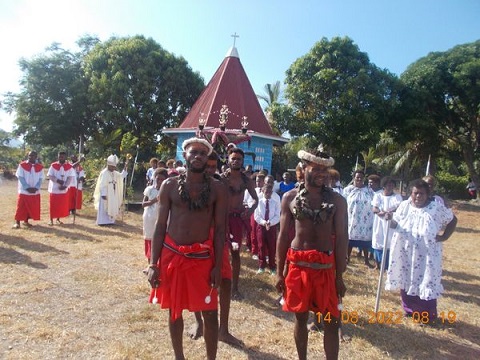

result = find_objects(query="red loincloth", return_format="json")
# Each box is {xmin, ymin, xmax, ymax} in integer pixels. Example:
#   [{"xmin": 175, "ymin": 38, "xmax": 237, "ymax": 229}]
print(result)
[
  {"xmin": 283, "ymin": 248, "xmax": 339, "ymax": 318},
  {"xmin": 149, "ymin": 234, "xmax": 218, "ymax": 321},
  {"xmin": 228, "ymin": 211, "xmax": 248, "ymax": 246},
  {"xmin": 15, "ymin": 194, "xmax": 41, "ymax": 221}
]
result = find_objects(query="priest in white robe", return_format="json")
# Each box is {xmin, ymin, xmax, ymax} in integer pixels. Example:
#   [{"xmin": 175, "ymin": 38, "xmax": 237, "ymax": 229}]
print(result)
[{"xmin": 94, "ymin": 155, "xmax": 128, "ymax": 225}]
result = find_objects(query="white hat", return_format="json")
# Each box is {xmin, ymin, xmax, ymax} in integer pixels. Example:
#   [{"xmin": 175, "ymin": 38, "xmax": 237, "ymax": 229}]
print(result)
[
  {"xmin": 107, "ymin": 154, "xmax": 118, "ymax": 166},
  {"xmin": 298, "ymin": 144, "xmax": 335, "ymax": 167},
  {"xmin": 182, "ymin": 137, "xmax": 213, "ymax": 155}
]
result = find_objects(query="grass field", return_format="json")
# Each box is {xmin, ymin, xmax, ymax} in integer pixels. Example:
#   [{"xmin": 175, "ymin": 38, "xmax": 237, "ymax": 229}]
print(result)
[{"xmin": 1, "ymin": 178, "xmax": 479, "ymax": 359}]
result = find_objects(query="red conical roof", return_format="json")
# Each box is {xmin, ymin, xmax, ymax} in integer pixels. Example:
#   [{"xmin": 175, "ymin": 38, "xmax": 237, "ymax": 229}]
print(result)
[{"xmin": 179, "ymin": 47, "xmax": 275, "ymax": 136}]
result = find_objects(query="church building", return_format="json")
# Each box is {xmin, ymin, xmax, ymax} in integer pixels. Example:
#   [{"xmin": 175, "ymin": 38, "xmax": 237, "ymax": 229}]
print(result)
[{"xmin": 162, "ymin": 44, "xmax": 288, "ymax": 173}]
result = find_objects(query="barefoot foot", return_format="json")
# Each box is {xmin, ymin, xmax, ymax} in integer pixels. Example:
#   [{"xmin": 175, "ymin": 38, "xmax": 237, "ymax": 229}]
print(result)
[{"xmin": 219, "ymin": 331, "xmax": 244, "ymax": 348}]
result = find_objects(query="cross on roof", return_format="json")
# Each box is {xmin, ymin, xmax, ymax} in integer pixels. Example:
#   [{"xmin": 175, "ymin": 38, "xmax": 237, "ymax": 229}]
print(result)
[{"xmin": 231, "ymin": 32, "xmax": 239, "ymax": 47}]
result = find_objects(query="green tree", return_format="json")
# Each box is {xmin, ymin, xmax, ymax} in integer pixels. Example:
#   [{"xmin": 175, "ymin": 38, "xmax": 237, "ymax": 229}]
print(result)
[
  {"xmin": 257, "ymin": 81, "xmax": 283, "ymax": 134},
  {"xmin": 83, "ymin": 35, "xmax": 204, "ymax": 155},
  {"xmin": 282, "ymin": 37, "xmax": 402, "ymax": 171},
  {"xmin": 5, "ymin": 35, "xmax": 204, "ymax": 159},
  {"xmin": 401, "ymin": 40, "xmax": 480, "ymax": 196},
  {"xmin": 5, "ymin": 41, "xmax": 92, "ymax": 148}
]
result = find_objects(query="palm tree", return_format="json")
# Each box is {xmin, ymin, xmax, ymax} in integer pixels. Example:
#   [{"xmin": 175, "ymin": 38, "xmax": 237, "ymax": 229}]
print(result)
[
  {"xmin": 372, "ymin": 131, "xmax": 428, "ymax": 181},
  {"xmin": 257, "ymin": 81, "xmax": 282, "ymax": 108},
  {"xmin": 257, "ymin": 81, "xmax": 283, "ymax": 135}
]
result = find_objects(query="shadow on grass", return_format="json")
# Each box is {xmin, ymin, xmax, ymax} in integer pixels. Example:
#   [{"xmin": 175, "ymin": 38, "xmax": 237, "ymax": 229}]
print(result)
[
  {"xmin": 0, "ymin": 233, "xmax": 69, "ymax": 255},
  {"xmin": 31, "ymin": 224, "xmax": 99, "ymax": 242},
  {"xmin": 0, "ymin": 245, "xmax": 47, "ymax": 269},
  {"xmin": 454, "ymin": 202, "xmax": 480, "ymax": 212},
  {"xmin": 30, "ymin": 221, "xmax": 140, "ymax": 240},
  {"xmin": 344, "ymin": 319, "xmax": 480, "ymax": 359},
  {"xmin": 441, "ymin": 281, "xmax": 480, "ymax": 307},
  {"xmin": 243, "ymin": 347, "xmax": 290, "ymax": 360},
  {"xmin": 235, "ymin": 254, "xmax": 292, "ymax": 321},
  {"xmin": 454, "ymin": 226, "xmax": 480, "ymax": 234},
  {"xmin": 84, "ymin": 221, "xmax": 141, "ymax": 236},
  {"xmin": 443, "ymin": 269, "xmax": 480, "ymax": 283}
]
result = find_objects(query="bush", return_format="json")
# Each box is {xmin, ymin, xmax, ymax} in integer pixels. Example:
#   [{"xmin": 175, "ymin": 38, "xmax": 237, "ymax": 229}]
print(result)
[{"xmin": 436, "ymin": 171, "xmax": 470, "ymax": 200}]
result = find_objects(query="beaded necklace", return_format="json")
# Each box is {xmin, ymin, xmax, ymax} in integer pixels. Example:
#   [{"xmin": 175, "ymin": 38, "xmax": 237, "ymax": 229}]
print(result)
[
  {"xmin": 177, "ymin": 173, "xmax": 211, "ymax": 211},
  {"xmin": 292, "ymin": 183, "xmax": 335, "ymax": 223},
  {"xmin": 222, "ymin": 169, "xmax": 249, "ymax": 195}
]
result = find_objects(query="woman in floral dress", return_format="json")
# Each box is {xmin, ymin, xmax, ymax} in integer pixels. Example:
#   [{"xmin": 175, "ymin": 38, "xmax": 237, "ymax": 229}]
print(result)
[
  {"xmin": 385, "ymin": 179, "xmax": 457, "ymax": 321},
  {"xmin": 343, "ymin": 170, "xmax": 375, "ymax": 267}
]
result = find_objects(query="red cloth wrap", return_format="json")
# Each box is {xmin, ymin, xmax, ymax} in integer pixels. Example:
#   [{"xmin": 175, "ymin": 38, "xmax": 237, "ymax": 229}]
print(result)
[
  {"xmin": 149, "ymin": 234, "xmax": 218, "ymax": 322},
  {"xmin": 68, "ymin": 187, "xmax": 82, "ymax": 210},
  {"xmin": 15, "ymin": 194, "xmax": 41, "ymax": 221},
  {"xmin": 283, "ymin": 248, "xmax": 339, "ymax": 318},
  {"xmin": 228, "ymin": 211, "xmax": 248, "ymax": 245},
  {"xmin": 49, "ymin": 193, "xmax": 70, "ymax": 218}
]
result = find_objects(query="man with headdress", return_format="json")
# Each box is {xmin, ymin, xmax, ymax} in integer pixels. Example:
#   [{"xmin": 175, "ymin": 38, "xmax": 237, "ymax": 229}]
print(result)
[
  {"xmin": 187, "ymin": 150, "xmax": 243, "ymax": 347},
  {"xmin": 47, "ymin": 151, "xmax": 75, "ymax": 225},
  {"xmin": 276, "ymin": 145, "xmax": 348, "ymax": 360},
  {"xmin": 13, "ymin": 151, "xmax": 44, "ymax": 228},
  {"xmin": 147, "ymin": 137, "xmax": 227, "ymax": 360},
  {"xmin": 93, "ymin": 155, "xmax": 128, "ymax": 226}
]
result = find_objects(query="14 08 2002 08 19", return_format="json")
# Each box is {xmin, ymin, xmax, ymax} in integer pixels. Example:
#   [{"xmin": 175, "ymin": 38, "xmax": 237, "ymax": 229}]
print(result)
[{"xmin": 315, "ymin": 310, "xmax": 458, "ymax": 325}]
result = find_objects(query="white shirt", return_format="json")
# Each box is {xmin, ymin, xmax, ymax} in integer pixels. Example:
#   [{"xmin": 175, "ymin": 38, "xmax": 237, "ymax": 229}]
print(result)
[{"xmin": 254, "ymin": 194, "xmax": 281, "ymax": 226}]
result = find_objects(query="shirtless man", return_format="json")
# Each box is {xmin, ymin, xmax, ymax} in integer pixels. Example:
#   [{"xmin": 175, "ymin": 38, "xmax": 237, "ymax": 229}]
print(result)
[
  {"xmin": 188, "ymin": 151, "xmax": 243, "ymax": 346},
  {"xmin": 276, "ymin": 147, "xmax": 348, "ymax": 360},
  {"xmin": 221, "ymin": 147, "xmax": 258, "ymax": 300},
  {"xmin": 147, "ymin": 138, "xmax": 227, "ymax": 360}
]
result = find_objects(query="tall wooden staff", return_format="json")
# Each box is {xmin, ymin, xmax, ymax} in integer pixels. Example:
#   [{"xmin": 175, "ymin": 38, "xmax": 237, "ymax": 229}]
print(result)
[
  {"xmin": 72, "ymin": 156, "xmax": 85, "ymax": 224},
  {"xmin": 122, "ymin": 153, "xmax": 132, "ymax": 220},
  {"xmin": 425, "ymin": 154, "xmax": 431, "ymax": 176},
  {"xmin": 129, "ymin": 145, "xmax": 139, "ymax": 187},
  {"xmin": 72, "ymin": 136, "xmax": 85, "ymax": 225}
]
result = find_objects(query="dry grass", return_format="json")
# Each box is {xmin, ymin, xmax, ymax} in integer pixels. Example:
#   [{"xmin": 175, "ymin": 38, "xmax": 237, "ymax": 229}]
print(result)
[{"xmin": 0, "ymin": 178, "xmax": 479, "ymax": 359}]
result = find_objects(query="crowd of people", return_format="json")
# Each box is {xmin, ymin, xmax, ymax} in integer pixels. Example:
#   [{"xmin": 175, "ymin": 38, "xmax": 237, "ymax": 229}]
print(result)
[
  {"xmin": 11, "ymin": 142, "xmax": 458, "ymax": 360},
  {"xmin": 12, "ymin": 150, "xmax": 85, "ymax": 228}
]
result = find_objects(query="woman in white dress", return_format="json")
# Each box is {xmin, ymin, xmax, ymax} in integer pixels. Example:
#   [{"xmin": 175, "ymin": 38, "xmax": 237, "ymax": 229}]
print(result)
[
  {"xmin": 385, "ymin": 179, "xmax": 457, "ymax": 321},
  {"xmin": 142, "ymin": 168, "xmax": 168, "ymax": 271},
  {"xmin": 343, "ymin": 170, "xmax": 375, "ymax": 267},
  {"xmin": 371, "ymin": 176, "xmax": 403, "ymax": 270}
]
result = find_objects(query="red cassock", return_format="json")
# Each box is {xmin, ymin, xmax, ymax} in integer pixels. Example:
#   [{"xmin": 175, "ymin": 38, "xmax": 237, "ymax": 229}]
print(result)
[
  {"xmin": 149, "ymin": 234, "xmax": 218, "ymax": 321},
  {"xmin": 49, "ymin": 162, "xmax": 73, "ymax": 218},
  {"xmin": 283, "ymin": 248, "xmax": 340, "ymax": 318},
  {"xmin": 14, "ymin": 162, "xmax": 43, "ymax": 221}
]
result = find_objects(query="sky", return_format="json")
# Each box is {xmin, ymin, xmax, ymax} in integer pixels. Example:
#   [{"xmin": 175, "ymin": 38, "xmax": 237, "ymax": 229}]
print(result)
[{"xmin": 1, "ymin": 0, "xmax": 479, "ymax": 133}]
